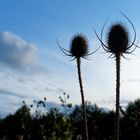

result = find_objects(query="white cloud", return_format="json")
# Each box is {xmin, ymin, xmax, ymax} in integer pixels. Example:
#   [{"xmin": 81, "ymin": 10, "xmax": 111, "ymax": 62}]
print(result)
[{"xmin": 0, "ymin": 31, "xmax": 38, "ymax": 70}]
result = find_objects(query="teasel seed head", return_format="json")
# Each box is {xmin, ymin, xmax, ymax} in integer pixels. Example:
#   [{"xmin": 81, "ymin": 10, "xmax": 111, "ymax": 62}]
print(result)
[
  {"xmin": 94, "ymin": 12, "xmax": 137, "ymax": 58},
  {"xmin": 107, "ymin": 22, "xmax": 129, "ymax": 55},
  {"xmin": 70, "ymin": 34, "xmax": 88, "ymax": 58},
  {"xmin": 57, "ymin": 33, "xmax": 98, "ymax": 60}
]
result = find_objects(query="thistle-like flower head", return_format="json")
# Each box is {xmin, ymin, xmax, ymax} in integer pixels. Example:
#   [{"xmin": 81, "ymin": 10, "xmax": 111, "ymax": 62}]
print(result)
[
  {"xmin": 57, "ymin": 33, "xmax": 97, "ymax": 60},
  {"xmin": 94, "ymin": 13, "xmax": 137, "ymax": 58},
  {"xmin": 70, "ymin": 34, "xmax": 88, "ymax": 58},
  {"xmin": 107, "ymin": 23, "xmax": 129, "ymax": 55}
]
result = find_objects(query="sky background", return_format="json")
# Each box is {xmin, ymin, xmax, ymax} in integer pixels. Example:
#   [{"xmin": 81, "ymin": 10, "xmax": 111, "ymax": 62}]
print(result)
[{"xmin": 0, "ymin": 0, "xmax": 140, "ymax": 117}]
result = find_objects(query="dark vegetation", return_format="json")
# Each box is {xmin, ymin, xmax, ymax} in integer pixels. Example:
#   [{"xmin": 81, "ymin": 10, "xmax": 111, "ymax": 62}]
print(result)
[{"xmin": 0, "ymin": 93, "xmax": 140, "ymax": 140}]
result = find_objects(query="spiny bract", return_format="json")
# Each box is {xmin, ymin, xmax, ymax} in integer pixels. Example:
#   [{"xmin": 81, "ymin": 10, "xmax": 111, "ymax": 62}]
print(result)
[{"xmin": 107, "ymin": 23, "xmax": 129, "ymax": 55}]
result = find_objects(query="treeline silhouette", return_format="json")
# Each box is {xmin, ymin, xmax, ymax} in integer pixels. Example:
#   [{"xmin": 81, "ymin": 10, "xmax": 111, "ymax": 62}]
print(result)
[{"xmin": 0, "ymin": 93, "xmax": 140, "ymax": 140}]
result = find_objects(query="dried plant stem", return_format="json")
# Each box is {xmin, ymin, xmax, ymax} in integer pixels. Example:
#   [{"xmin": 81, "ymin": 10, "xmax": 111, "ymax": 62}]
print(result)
[
  {"xmin": 115, "ymin": 54, "xmax": 121, "ymax": 140},
  {"xmin": 76, "ymin": 57, "xmax": 89, "ymax": 140}
]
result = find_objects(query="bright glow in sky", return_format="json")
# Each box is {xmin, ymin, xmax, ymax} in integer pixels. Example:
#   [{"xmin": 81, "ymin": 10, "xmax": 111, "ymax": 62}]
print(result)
[{"xmin": 0, "ymin": 0, "xmax": 140, "ymax": 117}]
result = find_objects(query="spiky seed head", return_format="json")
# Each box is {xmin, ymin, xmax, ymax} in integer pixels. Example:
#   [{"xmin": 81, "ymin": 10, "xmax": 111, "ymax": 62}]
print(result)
[
  {"xmin": 107, "ymin": 23, "xmax": 129, "ymax": 55},
  {"xmin": 70, "ymin": 34, "xmax": 88, "ymax": 58}
]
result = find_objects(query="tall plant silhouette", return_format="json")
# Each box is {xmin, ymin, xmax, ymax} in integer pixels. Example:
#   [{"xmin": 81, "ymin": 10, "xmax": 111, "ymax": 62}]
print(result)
[
  {"xmin": 57, "ymin": 33, "xmax": 96, "ymax": 140},
  {"xmin": 94, "ymin": 13, "xmax": 137, "ymax": 140}
]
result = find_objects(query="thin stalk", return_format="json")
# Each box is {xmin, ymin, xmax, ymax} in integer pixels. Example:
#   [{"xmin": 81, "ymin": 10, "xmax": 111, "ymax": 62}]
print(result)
[
  {"xmin": 115, "ymin": 54, "xmax": 121, "ymax": 140},
  {"xmin": 76, "ymin": 57, "xmax": 89, "ymax": 140}
]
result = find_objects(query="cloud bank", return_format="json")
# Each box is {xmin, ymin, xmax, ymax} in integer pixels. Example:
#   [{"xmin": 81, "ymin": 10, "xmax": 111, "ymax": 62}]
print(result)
[{"xmin": 0, "ymin": 31, "xmax": 38, "ymax": 70}]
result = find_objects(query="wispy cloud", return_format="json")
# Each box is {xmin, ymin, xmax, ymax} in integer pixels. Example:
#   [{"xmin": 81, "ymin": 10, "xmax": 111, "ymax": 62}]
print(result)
[
  {"xmin": 0, "ymin": 88, "xmax": 28, "ymax": 99},
  {"xmin": 95, "ymin": 96, "xmax": 131, "ymax": 110},
  {"xmin": 126, "ymin": 78, "xmax": 140, "ymax": 83},
  {"xmin": 0, "ymin": 88, "xmax": 30, "ymax": 117}
]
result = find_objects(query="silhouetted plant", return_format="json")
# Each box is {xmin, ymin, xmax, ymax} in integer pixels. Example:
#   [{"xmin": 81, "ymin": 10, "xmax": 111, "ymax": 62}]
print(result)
[
  {"xmin": 58, "ymin": 33, "xmax": 96, "ymax": 140},
  {"xmin": 29, "ymin": 98, "xmax": 48, "ymax": 118},
  {"xmin": 59, "ymin": 92, "xmax": 72, "ymax": 115},
  {"xmin": 121, "ymin": 99, "xmax": 140, "ymax": 140},
  {"xmin": 1, "ymin": 105, "xmax": 32, "ymax": 140},
  {"xmin": 94, "ymin": 13, "xmax": 137, "ymax": 140}
]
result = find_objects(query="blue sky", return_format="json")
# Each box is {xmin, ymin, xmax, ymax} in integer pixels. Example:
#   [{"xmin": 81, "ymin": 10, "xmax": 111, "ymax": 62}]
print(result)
[{"xmin": 0, "ymin": 0, "xmax": 140, "ymax": 117}]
